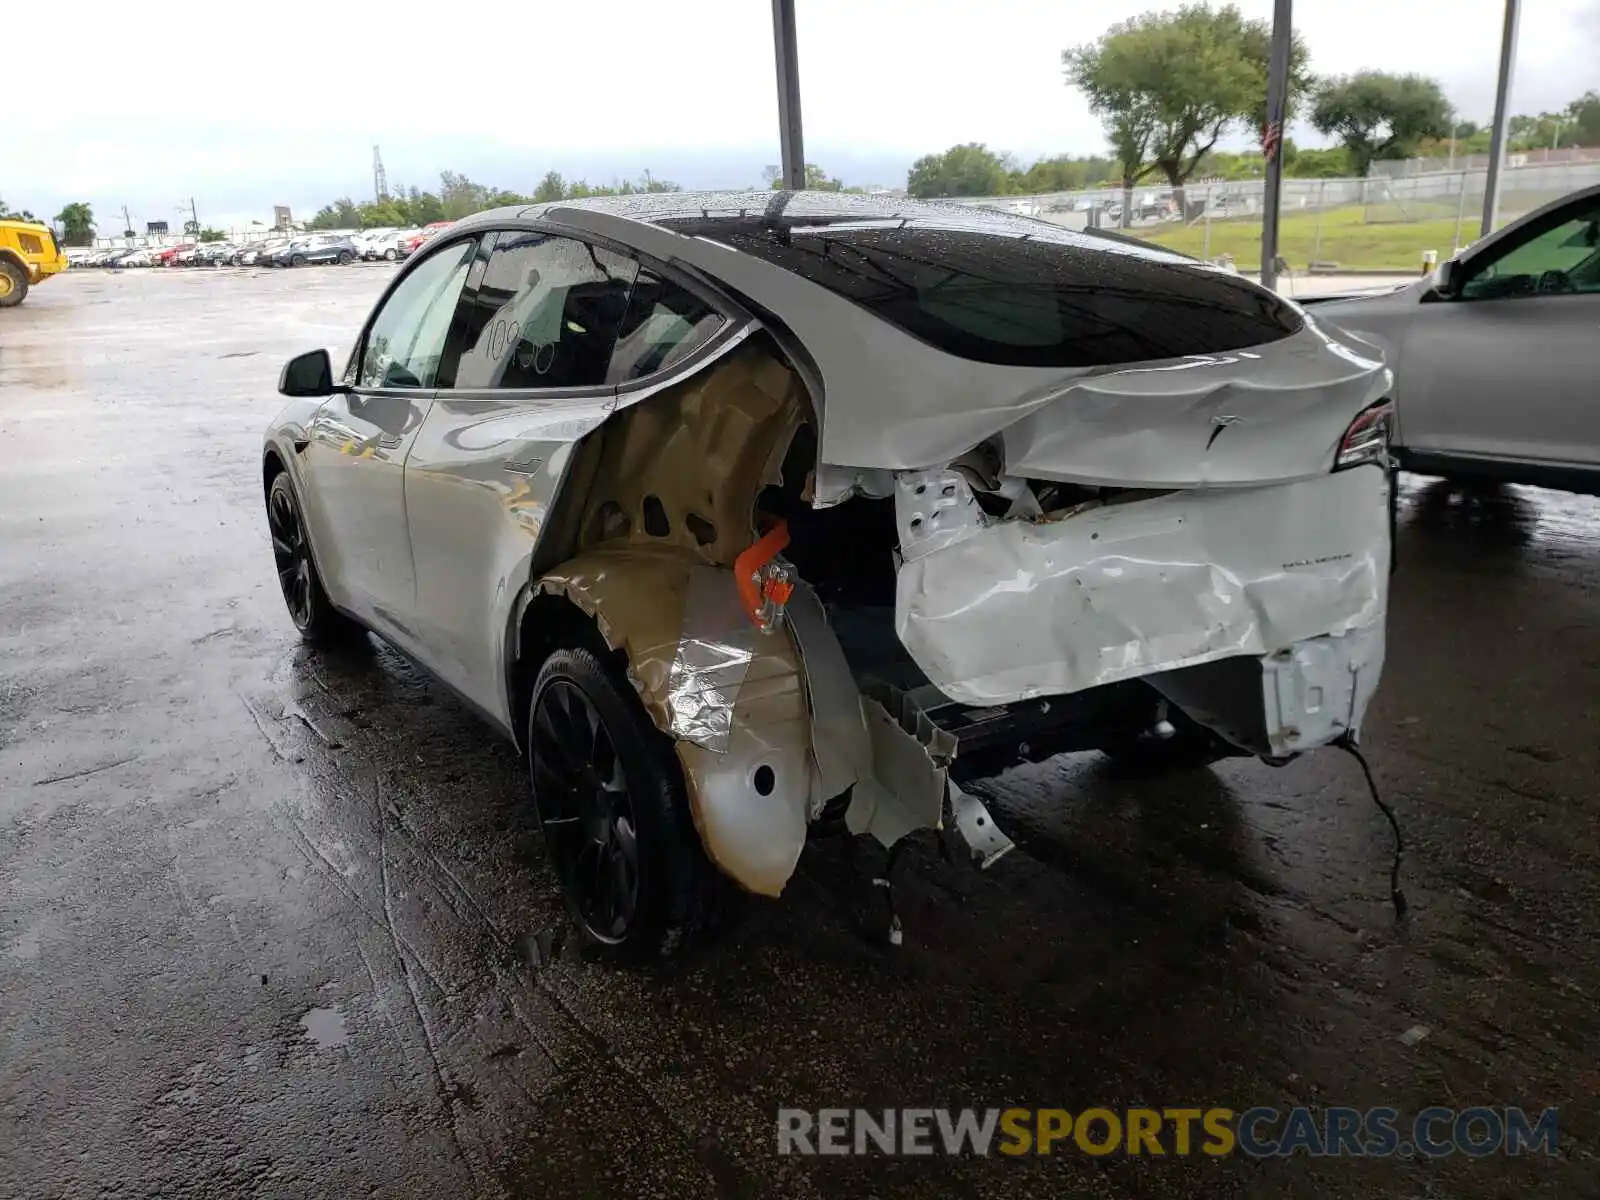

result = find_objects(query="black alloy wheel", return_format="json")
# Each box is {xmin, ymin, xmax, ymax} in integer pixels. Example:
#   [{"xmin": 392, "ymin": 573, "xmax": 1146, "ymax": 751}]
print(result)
[
  {"xmin": 527, "ymin": 647, "xmax": 722, "ymax": 962},
  {"xmin": 531, "ymin": 679, "xmax": 640, "ymax": 945},
  {"xmin": 266, "ymin": 472, "xmax": 359, "ymax": 644}
]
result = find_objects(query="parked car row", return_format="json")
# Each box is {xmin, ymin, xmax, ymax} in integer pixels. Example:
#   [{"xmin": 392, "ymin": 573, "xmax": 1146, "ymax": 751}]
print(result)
[{"xmin": 70, "ymin": 225, "xmax": 458, "ymax": 270}]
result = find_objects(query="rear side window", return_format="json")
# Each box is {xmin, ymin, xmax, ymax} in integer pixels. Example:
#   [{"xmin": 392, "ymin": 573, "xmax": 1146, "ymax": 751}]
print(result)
[
  {"xmin": 607, "ymin": 271, "xmax": 725, "ymax": 384},
  {"xmin": 657, "ymin": 216, "xmax": 1302, "ymax": 368},
  {"xmin": 452, "ymin": 232, "xmax": 637, "ymax": 390}
]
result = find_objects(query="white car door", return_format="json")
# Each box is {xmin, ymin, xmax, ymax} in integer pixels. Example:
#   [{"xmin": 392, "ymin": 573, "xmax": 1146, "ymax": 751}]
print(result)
[
  {"xmin": 401, "ymin": 229, "xmax": 641, "ymax": 720},
  {"xmin": 1396, "ymin": 196, "xmax": 1600, "ymax": 472},
  {"xmin": 300, "ymin": 236, "xmax": 477, "ymax": 634}
]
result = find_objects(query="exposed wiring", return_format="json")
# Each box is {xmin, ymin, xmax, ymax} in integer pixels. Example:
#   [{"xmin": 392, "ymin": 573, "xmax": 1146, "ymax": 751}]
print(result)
[{"xmin": 1336, "ymin": 734, "xmax": 1407, "ymax": 919}]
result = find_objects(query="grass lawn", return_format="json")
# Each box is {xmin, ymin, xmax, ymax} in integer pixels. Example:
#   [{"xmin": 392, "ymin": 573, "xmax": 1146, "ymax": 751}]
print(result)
[{"xmin": 1141, "ymin": 204, "xmax": 1495, "ymax": 271}]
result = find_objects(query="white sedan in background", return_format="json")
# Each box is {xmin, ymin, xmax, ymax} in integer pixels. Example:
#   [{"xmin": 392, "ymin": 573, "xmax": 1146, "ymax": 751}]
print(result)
[
  {"xmin": 1314, "ymin": 184, "xmax": 1600, "ymax": 494},
  {"xmin": 358, "ymin": 229, "xmax": 411, "ymax": 261}
]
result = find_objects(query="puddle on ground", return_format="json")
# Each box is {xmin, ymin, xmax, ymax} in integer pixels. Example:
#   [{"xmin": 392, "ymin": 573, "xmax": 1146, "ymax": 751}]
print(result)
[{"xmin": 299, "ymin": 1007, "xmax": 349, "ymax": 1049}]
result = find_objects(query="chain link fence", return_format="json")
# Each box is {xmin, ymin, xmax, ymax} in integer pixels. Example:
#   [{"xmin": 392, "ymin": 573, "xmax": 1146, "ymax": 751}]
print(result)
[{"xmin": 948, "ymin": 160, "xmax": 1600, "ymax": 272}]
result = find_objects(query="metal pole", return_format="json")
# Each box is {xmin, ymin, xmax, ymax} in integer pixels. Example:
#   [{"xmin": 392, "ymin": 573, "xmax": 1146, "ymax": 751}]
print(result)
[
  {"xmin": 1454, "ymin": 169, "xmax": 1470, "ymax": 252},
  {"xmin": 1312, "ymin": 179, "xmax": 1326, "ymax": 264},
  {"xmin": 1480, "ymin": 0, "xmax": 1520, "ymax": 237},
  {"xmin": 771, "ymin": 0, "xmax": 806, "ymax": 190},
  {"xmin": 1258, "ymin": 0, "xmax": 1293, "ymax": 291}
]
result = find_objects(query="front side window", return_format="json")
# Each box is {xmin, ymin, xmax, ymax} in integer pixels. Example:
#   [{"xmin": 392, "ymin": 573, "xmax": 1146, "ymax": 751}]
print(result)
[
  {"xmin": 1460, "ymin": 204, "xmax": 1600, "ymax": 300},
  {"xmin": 358, "ymin": 238, "xmax": 477, "ymax": 389},
  {"xmin": 452, "ymin": 232, "xmax": 638, "ymax": 390},
  {"xmin": 607, "ymin": 271, "xmax": 725, "ymax": 383}
]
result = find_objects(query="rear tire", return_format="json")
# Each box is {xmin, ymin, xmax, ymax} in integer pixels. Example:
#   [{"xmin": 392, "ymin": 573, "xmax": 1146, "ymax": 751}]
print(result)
[
  {"xmin": 528, "ymin": 646, "xmax": 720, "ymax": 963},
  {"xmin": 383, "ymin": 248, "xmax": 398, "ymax": 261},
  {"xmin": 338, "ymin": 251, "xmax": 354, "ymax": 265},
  {"xmin": 0, "ymin": 260, "xmax": 28, "ymax": 307}
]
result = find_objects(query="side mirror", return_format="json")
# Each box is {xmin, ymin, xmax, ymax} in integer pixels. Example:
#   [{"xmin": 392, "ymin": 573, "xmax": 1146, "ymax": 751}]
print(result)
[
  {"xmin": 1431, "ymin": 257, "xmax": 1459, "ymax": 298},
  {"xmin": 279, "ymin": 348, "xmax": 339, "ymax": 397}
]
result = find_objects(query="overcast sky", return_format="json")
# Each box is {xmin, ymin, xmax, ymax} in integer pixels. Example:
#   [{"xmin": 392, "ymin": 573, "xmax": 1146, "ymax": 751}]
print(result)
[{"xmin": 8, "ymin": 0, "xmax": 1597, "ymax": 232}]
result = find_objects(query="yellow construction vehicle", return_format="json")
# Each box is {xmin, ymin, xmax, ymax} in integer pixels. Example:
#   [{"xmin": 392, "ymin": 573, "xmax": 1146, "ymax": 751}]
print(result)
[{"xmin": 0, "ymin": 218, "xmax": 70, "ymax": 307}]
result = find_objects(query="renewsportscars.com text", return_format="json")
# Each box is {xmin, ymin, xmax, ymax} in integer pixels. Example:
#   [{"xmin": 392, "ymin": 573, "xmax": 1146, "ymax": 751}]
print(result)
[{"xmin": 776, "ymin": 1106, "xmax": 1559, "ymax": 1158}]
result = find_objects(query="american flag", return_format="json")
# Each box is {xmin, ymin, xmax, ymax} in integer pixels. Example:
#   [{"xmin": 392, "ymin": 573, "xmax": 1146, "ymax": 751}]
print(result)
[{"xmin": 1261, "ymin": 121, "xmax": 1284, "ymax": 163}]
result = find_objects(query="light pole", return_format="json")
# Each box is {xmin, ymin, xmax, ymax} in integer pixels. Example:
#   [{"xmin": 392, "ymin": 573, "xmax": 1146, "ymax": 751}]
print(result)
[
  {"xmin": 1257, "ymin": 0, "xmax": 1293, "ymax": 292},
  {"xmin": 1481, "ymin": 0, "xmax": 1520, "ymax": 238},
  {"xmin": 771, "ymin": 0, "xmax": 806, "ymax": 190}
]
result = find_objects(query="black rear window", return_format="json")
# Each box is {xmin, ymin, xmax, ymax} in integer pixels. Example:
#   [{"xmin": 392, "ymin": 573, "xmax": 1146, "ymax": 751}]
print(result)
[{"xmin": 654, "ymin": 213, "xmax": 1302, "ymax": 368}]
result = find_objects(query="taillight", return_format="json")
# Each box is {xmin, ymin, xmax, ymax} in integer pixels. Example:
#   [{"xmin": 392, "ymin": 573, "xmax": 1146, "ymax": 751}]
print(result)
[{"xmin": 1335, "ymin": 399, "xmax": 1394, "ymax": 471}]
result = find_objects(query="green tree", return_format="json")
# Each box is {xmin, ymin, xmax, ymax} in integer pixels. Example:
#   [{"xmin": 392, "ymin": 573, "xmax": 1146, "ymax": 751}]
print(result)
[
  {"xmin": 1, "ymin": 197, "xmax": 40, "ymax": 221},
  {"xmin": 198, "ymin": 227, "xmax": 228, "ymax": 243},
  {"xmin": 1568, "ymin": 91, "xmax": 1600, "ymax": 147},
  {"xmin": 1011, "ymin": 154, "xmax": 1117, "ymax": 195},
  {"xmin": 768, "ymin": 163, "xmax": 846, "ymax": 191},
  {"xmin": 439, "ymin": 171, "xmax": 494, "ymax": 220},
  {"xmin": 1065, "ymin": 3, "xmax": 1311, "ymax": 216},
  {"xmin": 1309, "ymin": 72, "xmax": 1452, "ymax": 177},
  {"xmin": 308, "ymin": 197, "xmax": 361, "ymax": 230},
  {"xmin": 359, "ymin": 200, "xmax": 411, "ymax": 228},
  {"xmin": 906, "ymin": 143, "xmax": 1011, "ymax": 198},
  {"xmin": 1284, "ymin": 144, "xmax": 1350, "ymax": 177},
  {"xmin": 54, "ymin": 202, "xmax": 95, "ymax": 246},
  {"xmin": 401, "ymin": 186, "xmax": 445, "ymax": 224},
  {"xmin": 532, "ymin": 171, "xmax": 567, "ymax": 203}
]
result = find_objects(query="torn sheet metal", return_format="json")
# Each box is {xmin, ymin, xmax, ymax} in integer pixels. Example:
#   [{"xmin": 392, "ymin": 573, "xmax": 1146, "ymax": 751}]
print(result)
[
  {"xmin": 1260, "ymin": 622, "xmax": 1386, "ymax": 754},
  {"xmin": 784, "ymin": 580, "xmax": 871, "ymax": 816},
  {"xmin": 535, "ymin": 546, "xmax": 817, "ymax": 897},
  {"xmin": 946, "ymin": 784, "xmax": 1016, "ymax": 870},
  {"xmin": 895, "ymin": 466, "xmax": 1390, "ymax": 708},
  {"xmin": 845, "ymin": 698, "xmax": 947, "ymax": 849},
  {"xmin": 1147, "ymin": 621, "xmax": 1386, "ymax": 755},
  {"xmin": 533, "ymin": 547, "xmax": 761, "ymax": 753}
]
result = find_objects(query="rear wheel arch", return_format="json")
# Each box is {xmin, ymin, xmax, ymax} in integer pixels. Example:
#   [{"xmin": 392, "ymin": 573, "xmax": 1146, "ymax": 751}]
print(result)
[{"xmin": 509, "ymin": 590, "xmax": 621, "ymax": 755}]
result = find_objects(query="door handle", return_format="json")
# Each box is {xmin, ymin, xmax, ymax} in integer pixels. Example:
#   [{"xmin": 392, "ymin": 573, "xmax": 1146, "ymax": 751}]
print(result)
[
  {"xmin": 374, "ymin": 435, "xmax": 403, "ymax": 450},
  {"xmin": 503, "ymin": 456, "xmax": 544, "ymax": 476}
]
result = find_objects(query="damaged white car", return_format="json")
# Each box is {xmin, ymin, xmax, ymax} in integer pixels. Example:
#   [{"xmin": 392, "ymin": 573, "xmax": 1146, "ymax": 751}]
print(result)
[{"xmin": 262, "ymin": 192, "xmax": 1395, "ymax": 960}]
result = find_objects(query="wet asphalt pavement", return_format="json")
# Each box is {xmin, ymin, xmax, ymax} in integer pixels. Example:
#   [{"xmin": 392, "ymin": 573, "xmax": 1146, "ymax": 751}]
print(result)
[{"xmin": 3, "ymin": 267, "xmax": 1598, "ymax": 1199}]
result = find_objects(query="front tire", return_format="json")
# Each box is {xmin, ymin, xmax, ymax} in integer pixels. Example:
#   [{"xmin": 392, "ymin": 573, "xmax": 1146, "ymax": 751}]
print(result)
[
  {"xmin": 528, "ymin": 647, "xmax": 718, "ymax": 963},
  {"xmin": 0, "ymin": 260, "xmax": 29, "ymax": 307},
  {"xmin": 383, "ymin": 248, "xmax": 398, "ymax": 261},
  {"xmin": 338, "ymin": 251, "xmax": 354, "ymax": 265},
  {"xmin": 290, "ymin": 254, "xmax": 306, "ymax": 268},
  {"xmin": 266, "ymin": 472, "xmax": 361, "ymax": 645}
]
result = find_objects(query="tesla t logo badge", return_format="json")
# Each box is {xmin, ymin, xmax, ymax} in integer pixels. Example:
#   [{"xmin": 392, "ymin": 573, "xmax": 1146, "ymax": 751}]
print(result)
[{"xmin": 1206, "ymin": 414, "xmax": 1241, "ymax": 450}]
